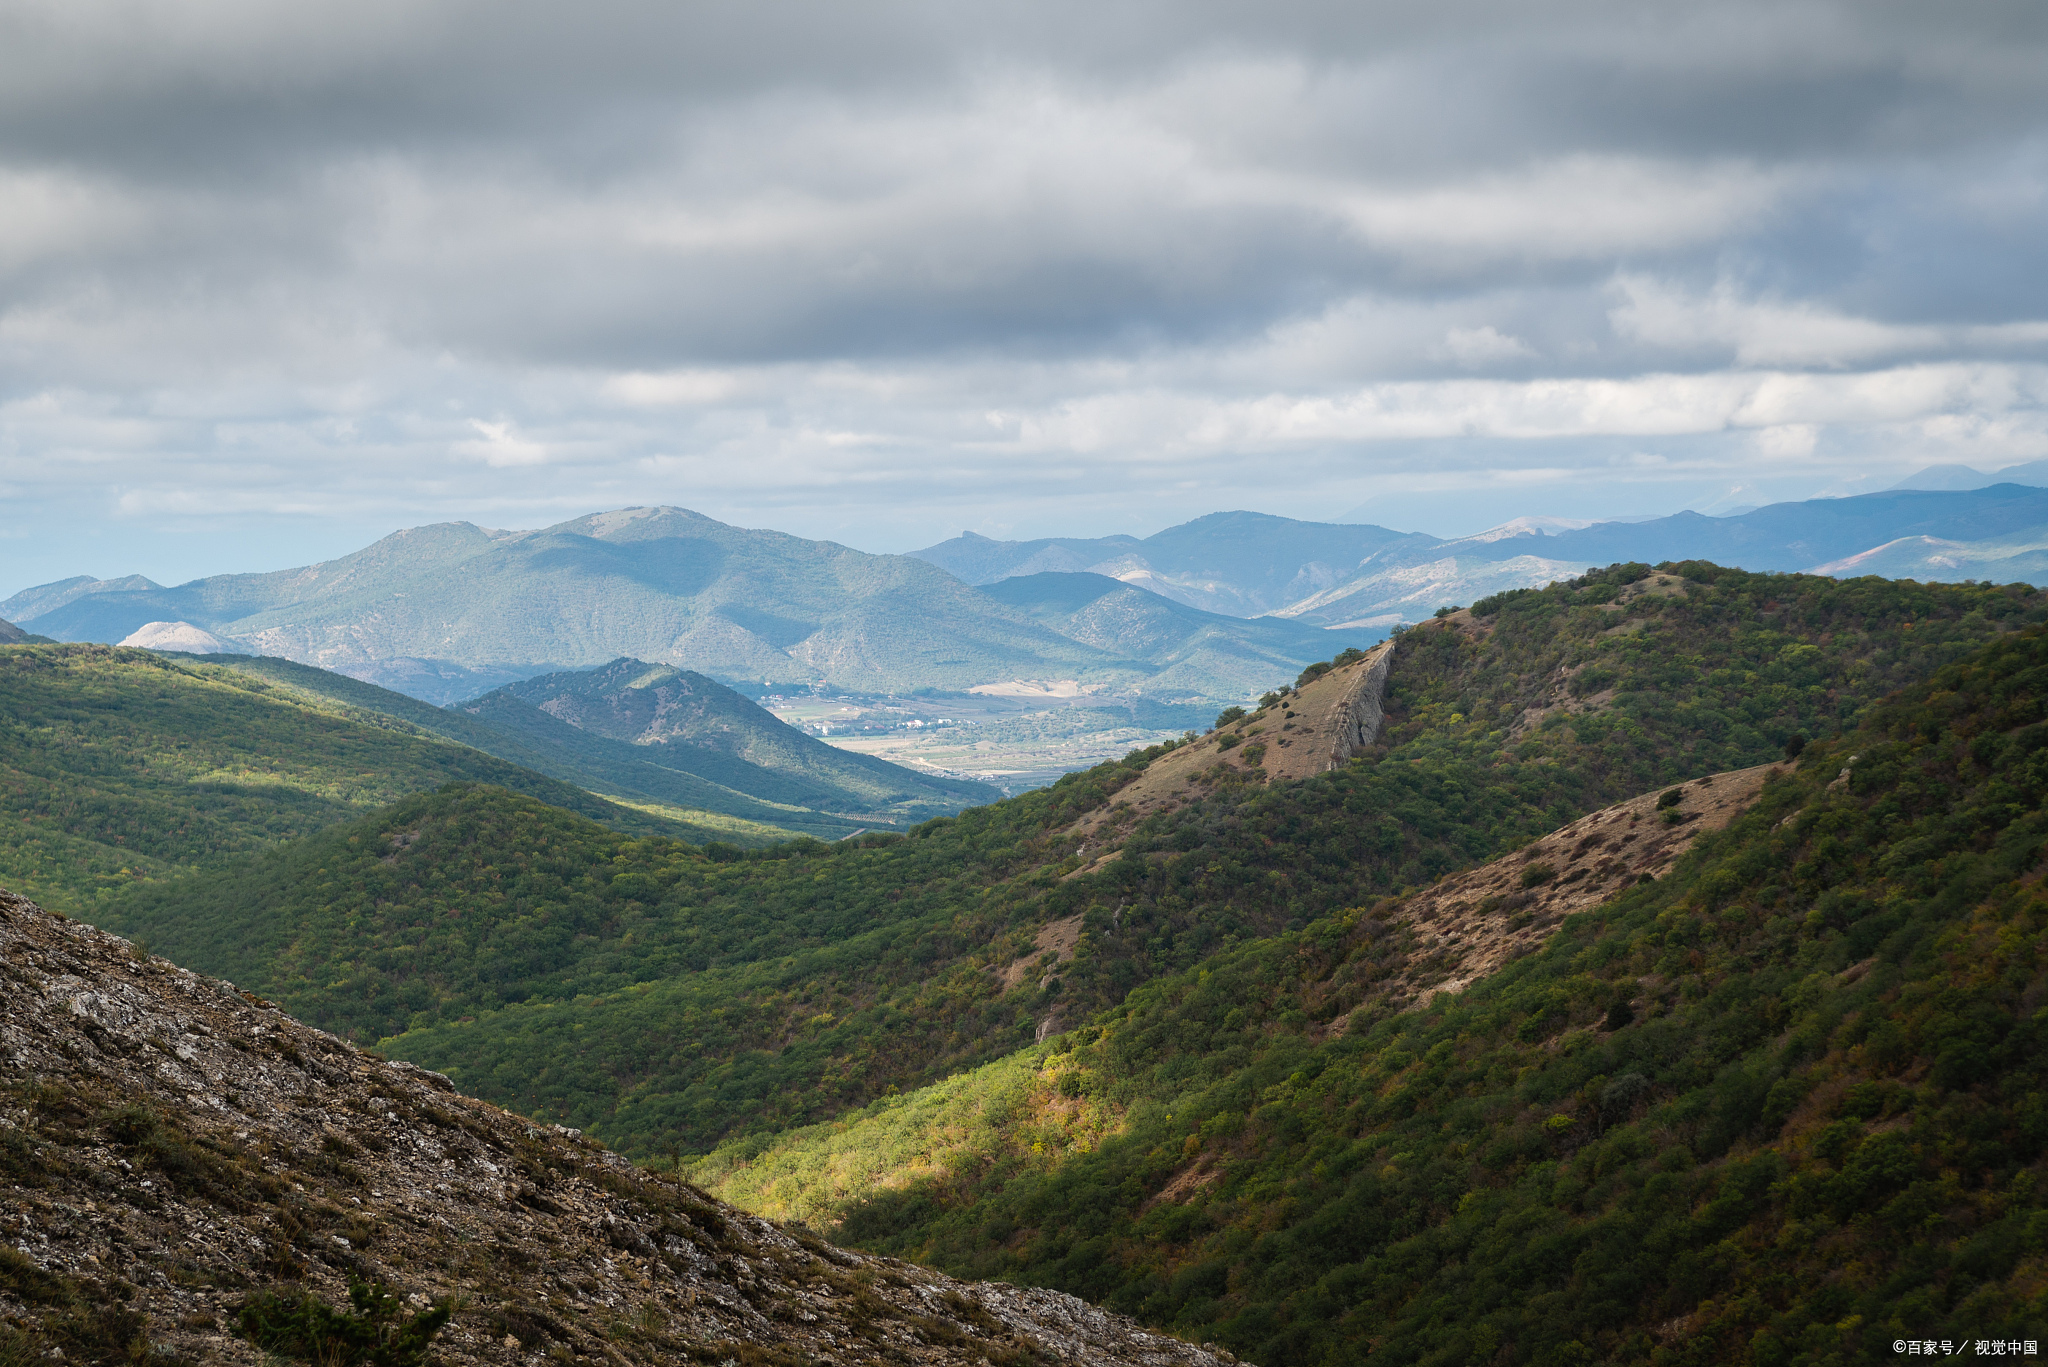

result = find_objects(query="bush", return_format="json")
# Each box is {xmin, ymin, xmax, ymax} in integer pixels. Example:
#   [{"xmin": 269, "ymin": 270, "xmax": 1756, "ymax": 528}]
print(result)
[
  {"xmin": 1213, "ymin": 706, "xmax": 1248, "ymax": 730},
  {"xmin": 236, "ymin": 1281, "xmax": 451, "ymax": 1367}
]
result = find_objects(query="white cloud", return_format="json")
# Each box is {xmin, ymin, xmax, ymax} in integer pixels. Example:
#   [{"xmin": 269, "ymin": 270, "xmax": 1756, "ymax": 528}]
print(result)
[
  {"xmin": 4, "ymin": 1, "xmax": 2048, "ymax": 591},
  {"xmin": 1755, "ymin": 423, "xmax": 1819, "ymax": 457},
  {"xmin": 1435, "ymin": 325, "xmax": 1536, "ymax": 366},
  {"xmin": 455, "ymin": 419, "xmax": 548, "ymax": 467},
  {"xmin": 603, "ymin": 369, "xmax": 744, "ymax": 406}
]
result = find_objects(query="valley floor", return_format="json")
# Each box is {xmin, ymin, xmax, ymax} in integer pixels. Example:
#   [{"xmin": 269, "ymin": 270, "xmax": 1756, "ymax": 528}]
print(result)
[{"xmin": 767, "ymin": 689, "xmax": 1201, "ymax": 792}]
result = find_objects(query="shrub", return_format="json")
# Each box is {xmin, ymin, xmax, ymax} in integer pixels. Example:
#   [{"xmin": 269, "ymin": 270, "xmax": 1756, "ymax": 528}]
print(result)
[{"xmin": 236, "ymin": 1281, "xmax": 451, "ymax": 1367}]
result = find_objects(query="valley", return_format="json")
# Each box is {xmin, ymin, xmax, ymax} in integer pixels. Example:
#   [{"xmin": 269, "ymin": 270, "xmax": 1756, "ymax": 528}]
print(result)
[
  {"xmin": 764, "ymin": 687, "xmax": 1206, "ymax": 793},
  {"xmin": 6, "ymin": 556, "xmax": 2048, "ymax": 1365}
]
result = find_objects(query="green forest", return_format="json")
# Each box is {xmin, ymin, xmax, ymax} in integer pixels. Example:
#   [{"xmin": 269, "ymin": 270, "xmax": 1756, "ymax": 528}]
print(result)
[
  {"xmin": 708, "ymin": 624, "xmax": 2048, "ymax": 1363},
  {"xmin": 0, "ymin": 646, "xmax": 713, "ymax": 914},
  {"xmin": 92, "ymin": 566, "xmax": 2046, "ymax": 1149},
  {"xmin": 35, "ymin": 562, "xmax": 2048, "ymax": 1363}
]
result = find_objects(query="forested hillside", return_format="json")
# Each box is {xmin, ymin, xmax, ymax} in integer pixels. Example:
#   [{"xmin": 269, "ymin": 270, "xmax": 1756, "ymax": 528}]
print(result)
[
  {"xmin": 195, "ymin": 651, "xmax": 948, "ymax": 839},
  {"xmin": 0, "ymin": 646, "xmax": 710, "ymax": 915},
  {"xmin": 704, "ymin": 622, "xmax": 2048, "ymax": 1365},
  {"xmin": 478, "ymin": 657, "xmax": 997, "ymax": 821},
  {"xmin": 91, "ymin": 565, "xmax": 2048, "ymax": 1164}
]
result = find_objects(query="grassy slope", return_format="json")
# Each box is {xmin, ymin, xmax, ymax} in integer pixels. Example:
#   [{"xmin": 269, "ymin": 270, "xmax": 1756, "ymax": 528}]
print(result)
[
  {"xmin": 89, "ymin": 567, "xmax": 2048, "ymax": 1163},
  {"xmin": 0, "ymin": 645, "xmax": 718, "ymax": 914},
  {"xmin": 196, "ymin": 652, "xmax": 873, "ymax": 839},
  {"xmin": 489, "ymin": 658, "xmax": 999, "ymax": 813},
  {"xmin": 700, "ymin": 625, "xmax": 2048, "ymax": 1367}
]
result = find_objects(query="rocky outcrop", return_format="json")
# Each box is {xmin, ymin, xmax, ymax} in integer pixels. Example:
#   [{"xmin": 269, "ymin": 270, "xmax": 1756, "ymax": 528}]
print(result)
[
  {"xmin": 0, "ymin": 889, "xmax": 1244, "ymax": 1366},
  {"xmin": 1323, "ymin": 639, "xmax": 1394, "ymax": 769}
]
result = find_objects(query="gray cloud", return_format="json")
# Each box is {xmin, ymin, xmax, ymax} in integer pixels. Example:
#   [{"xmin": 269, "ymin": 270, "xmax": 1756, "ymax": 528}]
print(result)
[{"xmin": 4, "ymin": 0, "xmax": 2048, "ymax": 594}]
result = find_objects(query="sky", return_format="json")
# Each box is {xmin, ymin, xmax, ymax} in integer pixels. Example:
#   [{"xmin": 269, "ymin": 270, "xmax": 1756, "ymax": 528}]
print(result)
[{"xmin": 5, "ymin": 0, "xmax": 2048, "ymax": 596}]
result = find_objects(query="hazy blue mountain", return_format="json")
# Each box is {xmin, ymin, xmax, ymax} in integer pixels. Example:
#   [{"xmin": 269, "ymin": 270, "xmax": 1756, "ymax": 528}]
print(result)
[
  {"xmin": 916, "ymin": 511, "xmax": 1428, "ymax": 614},
  {"xmin": 1269, "ymin": 551, "xmax": 1596, "ymax": 628},
  {"xmin": 1889, "ymin": 458, "xmax": 2048, "ymax": 492},
  {"xmin": 910, "ymin": 531, "xmax": 1143, "ymax": 584},
  {"xmin": 3, "ymin": 507, "xmax": 1129, "ymax": 700},
  {"xmin": 1278, "ymin": 485, "xmax": 2048, "ymax": 625},
  {"xmin": 1520, "ymin": 484, "xmax": 2048, "ymax": 573},
  {"xmin": 975, "ymin": 572, "xmax": 1367, "ymax": 697},
  {"xmin": 1810, "ymin": 528, "xmax": 2048, "ymax": 584}
]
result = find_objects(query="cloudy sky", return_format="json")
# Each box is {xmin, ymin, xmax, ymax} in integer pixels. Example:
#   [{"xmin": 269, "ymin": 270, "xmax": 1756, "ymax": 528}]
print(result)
[{"xmin": 5, "ymin": 0, "xmax": 2048, "ymax": 594}]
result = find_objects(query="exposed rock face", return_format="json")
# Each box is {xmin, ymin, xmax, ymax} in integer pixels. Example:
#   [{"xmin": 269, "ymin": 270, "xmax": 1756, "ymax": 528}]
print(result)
[
  {"xmin": 1065, "ymin": 641, "xmax": 1396, "ymax": 843},
  {"xmin": 1323, "ymin": 639, "xmax": 1393, "ymax": 770},
  {"xmin": 0, "ymin": 889, "xmax": 1244, "ymax": 1366}
]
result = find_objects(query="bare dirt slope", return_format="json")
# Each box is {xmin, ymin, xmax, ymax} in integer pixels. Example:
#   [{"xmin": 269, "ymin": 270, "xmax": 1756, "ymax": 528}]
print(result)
[
  {"xmin": 1067, "ymin": 639, "xmax": 1394, "ymax": 842},
  {"xmin": 0, "ymin": 890, "xmax": 1244, "ymax": 1366},
  {"xmin": 1370, "ymin": 761, "xmax": 1784, "ymax": 1008}
]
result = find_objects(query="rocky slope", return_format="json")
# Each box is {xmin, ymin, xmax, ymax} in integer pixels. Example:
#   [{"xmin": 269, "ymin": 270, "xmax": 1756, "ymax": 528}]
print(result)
[
  {"xmin": 1065, "ymin": 639, "xmax": 1393, "ymax": 843},
  {"xmin": 0, "ymin": 888, "xmax": 1243, "ymax": 1366}
]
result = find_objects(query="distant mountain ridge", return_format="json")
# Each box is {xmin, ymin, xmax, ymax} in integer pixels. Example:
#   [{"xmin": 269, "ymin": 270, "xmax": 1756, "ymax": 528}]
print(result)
[
  {"xmin": 477, "ymin": 658, "xmax": 997, "ymax": 822},
  {"xmin": 16, "ymin": 487, "xmax": 2048, "ymax": 710},
  {"xmin": 4, "ymin": 509, "xmax": 1127, "ymax": 701},
  {"xmin": 918, "ymin": 512, "xmax": 1432, "ymax": 616},
  {"xmin": 3, "ymin": 507, "xmax": 1362, "ymax": 705},
  {"xmin": 972, "ymin": 572, "xmax": 1342, "ymax": 697},
  {"xmin": 919, "ymin": 485, "xmax": 2048, "ymax": 629}
]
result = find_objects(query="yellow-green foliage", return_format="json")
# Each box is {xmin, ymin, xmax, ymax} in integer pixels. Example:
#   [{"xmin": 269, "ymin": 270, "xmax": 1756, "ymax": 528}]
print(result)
[
  {"xmin": 687, "ymin": 1046, "xmax": 1123, "ymax": 1231},
  {"xmin": 90, "ymin": 565, "xmax": 2048, "ymax": 1159},
  {"xmin": 0, "ymin": 645, "xmax": 695, "ymax": 913},
  {"xmin": 819, "ymin": 624, "xmax": 2048, "ymax": 1365}
]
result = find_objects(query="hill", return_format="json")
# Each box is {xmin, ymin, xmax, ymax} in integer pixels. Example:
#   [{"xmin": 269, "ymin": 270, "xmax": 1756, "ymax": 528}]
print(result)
[
  {"xmin": 483, "ymin": 658, "xmax": 998, "ymax": 821},
  {"xmin": 183, "ymin": 652, "xmax": 914, "ymax": 839},
  {"xmin": 0, "ymin": 888, "xmax": 1239, "ymax": 1366},
  {"xmin": 693, "ymin": 622, "xmax": 2048, "ymax": 1363},
  {"xmin": 916, "ymin": 513, "xmax": 1433, "ymax": 616},
  {"xmin": 0, "ymin": 508, "xmax": 1146, "ymax": 702},
  {"xmin": 1278, "ymin": 486, "xmax": 2048, "ymax": 628},
  {"xmin": 86, "ymin": 564, "xmax": 2048, "ymax": 1163},
  {"xmin": 973, "ymin": 573, "xmax": 1360, "ymax": 699},
  {"xmin": 1812, "ymin": 527, "xmax": 2048, "ymax": 585},
  {"xmin": 0, "ymin": 644, "xmax": 732, "ymax": 917},
  {"xmin": 920, "ymin": 490, "xmax": 2048, "ymax": 635}
]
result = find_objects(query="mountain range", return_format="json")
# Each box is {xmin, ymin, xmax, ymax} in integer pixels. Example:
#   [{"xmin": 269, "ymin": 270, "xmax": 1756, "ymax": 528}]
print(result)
[
  {"xmin": 54, "ymin": 562, "xmax": 2048, "ymax": 1364},
  {"xmin": 1, "ymin": 508, "xmax": 1358, "ymax": 704},
  {"xmin": 11, "ymin": 484, "xmax": 2048, "ymax": 712},
  {"xmin": 916, "ymin": 485, "xmax": 2048, "ymax": 630}
]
